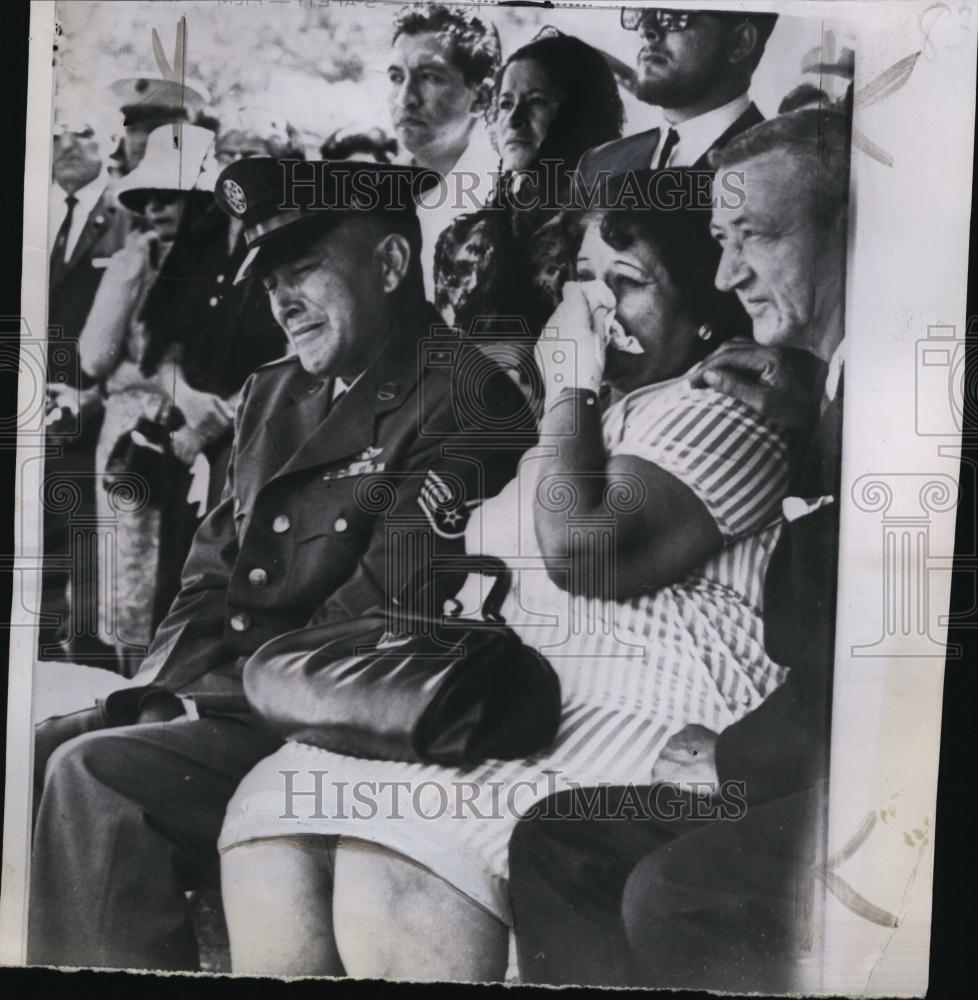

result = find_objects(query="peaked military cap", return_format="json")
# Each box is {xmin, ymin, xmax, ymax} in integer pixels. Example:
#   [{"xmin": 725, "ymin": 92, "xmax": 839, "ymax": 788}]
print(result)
[{"xmin": 214, "ymin": 158, "xmax": 442, "ymax": 284}]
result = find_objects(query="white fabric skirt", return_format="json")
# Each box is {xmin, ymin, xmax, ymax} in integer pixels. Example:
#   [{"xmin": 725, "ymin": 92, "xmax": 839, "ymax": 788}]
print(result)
[{"xmin": 219, "ymin": 554, "xmax": 787, "ymax": 925}]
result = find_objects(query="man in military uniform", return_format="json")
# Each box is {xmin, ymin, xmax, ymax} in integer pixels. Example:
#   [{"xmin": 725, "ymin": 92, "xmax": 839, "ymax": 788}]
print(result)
[{"xmin": 28, "ymin": 159, "xmax": 532, "ymax": 971}]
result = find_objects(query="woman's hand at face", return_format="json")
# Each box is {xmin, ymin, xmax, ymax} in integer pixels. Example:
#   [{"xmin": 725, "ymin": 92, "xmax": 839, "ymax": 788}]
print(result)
[
  {"xmin": 536, "ymin": 280, "xmax": 615, "ymax": 403},
  {"xmin": 118, "ymin": 229, "xmax": 161, "ymax": 284}
]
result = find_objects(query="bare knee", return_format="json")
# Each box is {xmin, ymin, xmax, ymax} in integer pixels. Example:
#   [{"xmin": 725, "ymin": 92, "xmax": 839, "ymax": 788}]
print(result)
[
  {"xmin": 333, "ymin": 839, "xmax": 507, "ymax": 981},
  {"xmin": 222, "ymin": 836, "xmax": 340, "ymax": 976}
]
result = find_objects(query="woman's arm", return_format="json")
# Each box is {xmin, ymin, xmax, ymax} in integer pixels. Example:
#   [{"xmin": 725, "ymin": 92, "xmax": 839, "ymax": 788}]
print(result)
[
  {"xmin": 532, "ymin": 283, "xmax": 788, "ymax": 600},
  {"xmin": 533, "ymin": 389, "xmax": 723, "ymax": 598},
  {"xmin": 78, "ymin": 231, "xmax": 158, "ymax": 380}
]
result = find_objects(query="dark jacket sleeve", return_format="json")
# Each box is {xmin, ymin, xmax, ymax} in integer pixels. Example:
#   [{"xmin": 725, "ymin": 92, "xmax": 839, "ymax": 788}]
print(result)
[
  {"xmin": 715, "ymin": 384, "xmax": 843, "ymax": 804},
  {"xmin": 715, "ymin": 499, "xmax": 839, "ymax": 804}
]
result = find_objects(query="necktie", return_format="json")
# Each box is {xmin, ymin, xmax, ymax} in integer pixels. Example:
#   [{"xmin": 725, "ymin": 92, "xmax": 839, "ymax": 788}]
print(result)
[
  {"xmin": 50, "ymin": 193, "xmax": 78, "ymax": 286},
  {"xmin": 656, "ymin": 127, "xmax": 680, "ymax": 169}
]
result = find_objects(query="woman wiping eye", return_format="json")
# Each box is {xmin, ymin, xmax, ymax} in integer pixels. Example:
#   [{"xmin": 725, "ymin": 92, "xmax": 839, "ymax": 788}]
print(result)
[{"xmin": 218, "ymin": 171, "xmax": 800, "ymax": 982}]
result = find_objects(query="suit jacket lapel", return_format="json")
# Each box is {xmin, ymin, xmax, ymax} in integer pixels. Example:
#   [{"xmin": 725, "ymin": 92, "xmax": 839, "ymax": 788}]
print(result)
[
  {"xmin": 693, "ymin": 103, "xmax": 765, "ymax": 168},
  {"xmin": 61, "ymin": 190, "xmax": 114, "ymax": 276},
  {"xmin": 261, "ymin": 371, "xmax": 334, "ymax": 474},
  {"xmin": 626, "ymin": 127, "xmax": 661, "ymax": 172}
]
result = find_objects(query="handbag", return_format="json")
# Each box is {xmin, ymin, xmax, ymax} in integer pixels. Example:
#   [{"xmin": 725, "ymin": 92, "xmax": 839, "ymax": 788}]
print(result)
[
  {"xmin": 243, "ymin": 556, "xmax": 561, "ymax": 766},
  {"xmin": 103, "ymin": 414, "xmax": 186, "ymax": 501}
]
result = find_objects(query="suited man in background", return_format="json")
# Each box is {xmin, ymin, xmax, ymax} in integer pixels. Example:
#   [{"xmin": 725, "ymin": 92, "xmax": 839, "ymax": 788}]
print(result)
[
  {"xmin": 48, "ymin": 113, "xmax": 131, "ymax": 351},
  {"xmin": 576, "ymin": 7, "xmax": 777, "ymax": 187},
  {"xmin": 387, "ymin": 3, "xmax": 500, "ymax": 299},
  {"xmin": 28, "ymin": 158, "xmax": 532, "ymax": 971},
  {"xmin": 42, "ymin": 112, "xmax": 130, "ymax": 664}
]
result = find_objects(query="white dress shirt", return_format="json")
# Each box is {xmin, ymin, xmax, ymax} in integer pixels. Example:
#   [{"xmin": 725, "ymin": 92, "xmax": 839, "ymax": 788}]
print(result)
[
  {"xmin": 50, "ymin": 165, "xmax": 107, "ymax": 262},
  {"xmin": 410, "ymin": 126, "xmax": 498, "ymax": 304},
  {"xmin": 650, "ymin": 92, "xmax": 752, "ymax": 168},
  {"xmin": 824, "ymin": 337, "xmax": 845, "ymax": 405},
  {"xmin": 781, "ymin": 337, "xmax": 845, "ymax": 522}
]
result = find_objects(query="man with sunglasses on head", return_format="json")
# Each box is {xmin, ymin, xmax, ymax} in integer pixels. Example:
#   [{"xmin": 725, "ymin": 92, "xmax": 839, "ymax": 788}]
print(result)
[{"xmin": 576, "ymin": 7, "xmax": 777, "ymax": 188}]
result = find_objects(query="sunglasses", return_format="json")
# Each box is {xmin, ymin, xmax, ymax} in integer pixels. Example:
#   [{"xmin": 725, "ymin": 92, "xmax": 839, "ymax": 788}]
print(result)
[{"xmin": 621, "ymin": 8, "xmax": 696, "ymax": 32}]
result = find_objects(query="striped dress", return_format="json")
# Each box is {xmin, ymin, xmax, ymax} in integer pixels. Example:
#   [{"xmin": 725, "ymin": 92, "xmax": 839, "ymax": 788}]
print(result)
[{"xmin": 219, "ymin": 374, "xmax": 791, "ymax": 925}]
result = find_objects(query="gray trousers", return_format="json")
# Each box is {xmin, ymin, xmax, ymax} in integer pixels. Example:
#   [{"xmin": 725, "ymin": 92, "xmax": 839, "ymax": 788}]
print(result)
[{"xmin": 28, "ymin": 709, "xmax": 280, "ymax": 971}]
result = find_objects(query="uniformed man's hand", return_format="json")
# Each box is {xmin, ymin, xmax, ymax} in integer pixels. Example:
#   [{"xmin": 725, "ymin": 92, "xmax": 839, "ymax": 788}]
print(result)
[
  {"xmin": 651, "ymin": 724, "xmax": 720, "ymax": 794},
  {"xmin": 689, "ymin": 341, "xmax": 826, "ymax": 433}
]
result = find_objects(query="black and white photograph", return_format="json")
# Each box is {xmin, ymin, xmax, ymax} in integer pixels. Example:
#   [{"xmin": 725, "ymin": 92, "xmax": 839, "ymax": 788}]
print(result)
[{"xmin": 1, "ymin": 0, "xmax": 975, "ymax": 994}]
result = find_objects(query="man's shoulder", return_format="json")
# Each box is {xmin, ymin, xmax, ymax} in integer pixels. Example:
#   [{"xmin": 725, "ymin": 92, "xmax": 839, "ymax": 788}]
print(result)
[
  {"xmin": 251, "ymin": 353, "xmax": 304, "ymax": 381},
  {"xmin": 243, "ymin": 354, "xmax": 315, "ymax": 404},
  {"xmin": 415, "ymin": 338, "xmax": 535, "ymax": 436},
  {"xmin": 577, "ymin": 128, "xmax": 660, "ymax": 178},
  {"xmin": 78, "ymin": 186, "xmax": 130, "ymax": 249}
]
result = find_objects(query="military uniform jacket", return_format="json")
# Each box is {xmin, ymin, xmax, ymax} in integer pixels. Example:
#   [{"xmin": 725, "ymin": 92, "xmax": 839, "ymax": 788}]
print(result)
[{"xmin": 110, "ymin": 305, "xmax": 532, "ymax": 719}]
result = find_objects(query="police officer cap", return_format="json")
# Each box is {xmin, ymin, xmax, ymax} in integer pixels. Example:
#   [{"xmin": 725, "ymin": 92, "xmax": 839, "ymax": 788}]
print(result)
[{"xmin": 215, "ymin": 158, "xmax": 442, "ymax": 284}]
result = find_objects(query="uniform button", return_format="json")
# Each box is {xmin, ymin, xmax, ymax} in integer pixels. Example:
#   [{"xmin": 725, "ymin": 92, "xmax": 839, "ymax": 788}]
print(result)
[
  {"xmin": 216, "ymin": 273, "xmax": 225, "ymax": 284},
  {"xmin": 272, "ymin": 514, "xmax": 291, "ymax": 533},
  {"xmin": 377, "ymin": 382, "xmax": 397, "ymax": 401},
  {"xmin": 230, "ymin": 613, "xmax": 251, "ymax": 632},
  {"xmin": 208, "ymin": 296, "xmax": 219, "ymax": 307},
  {"xmin": 333, "ymin": 517, "xmax": 348, "ymax": 533},
  {"xmin": 248, "ymin": 567, "xmax": 268, "ymax": 588}
]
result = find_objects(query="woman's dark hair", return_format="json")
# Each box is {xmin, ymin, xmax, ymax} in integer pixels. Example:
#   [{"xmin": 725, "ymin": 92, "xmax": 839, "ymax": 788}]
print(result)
[
  {"xmin": 496, "ymin": 32, "xmax": 624, "ymax": 175},
  {"xmin": 563, "ymin": 171, "xmax": 751, "ymax": 357}
]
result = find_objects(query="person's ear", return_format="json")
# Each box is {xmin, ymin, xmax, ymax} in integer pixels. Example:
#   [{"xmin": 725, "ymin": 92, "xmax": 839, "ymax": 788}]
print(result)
[
  {"xmin": 727, "ymin": 20, "xmax": 760, "ymax": 67},
  {"xmin": 374, "ymin": 232, "xmax": 412, "ymax": 293},
  {"xmin": 469, "ymin": 79, "xmax": 494, "ymax": 116}
]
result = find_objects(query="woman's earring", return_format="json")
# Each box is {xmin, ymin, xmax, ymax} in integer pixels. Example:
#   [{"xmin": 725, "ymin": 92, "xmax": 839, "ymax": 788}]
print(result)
[{"xmin": 697, "ymin": 323, "xmax": 713, "ymax": 342}]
